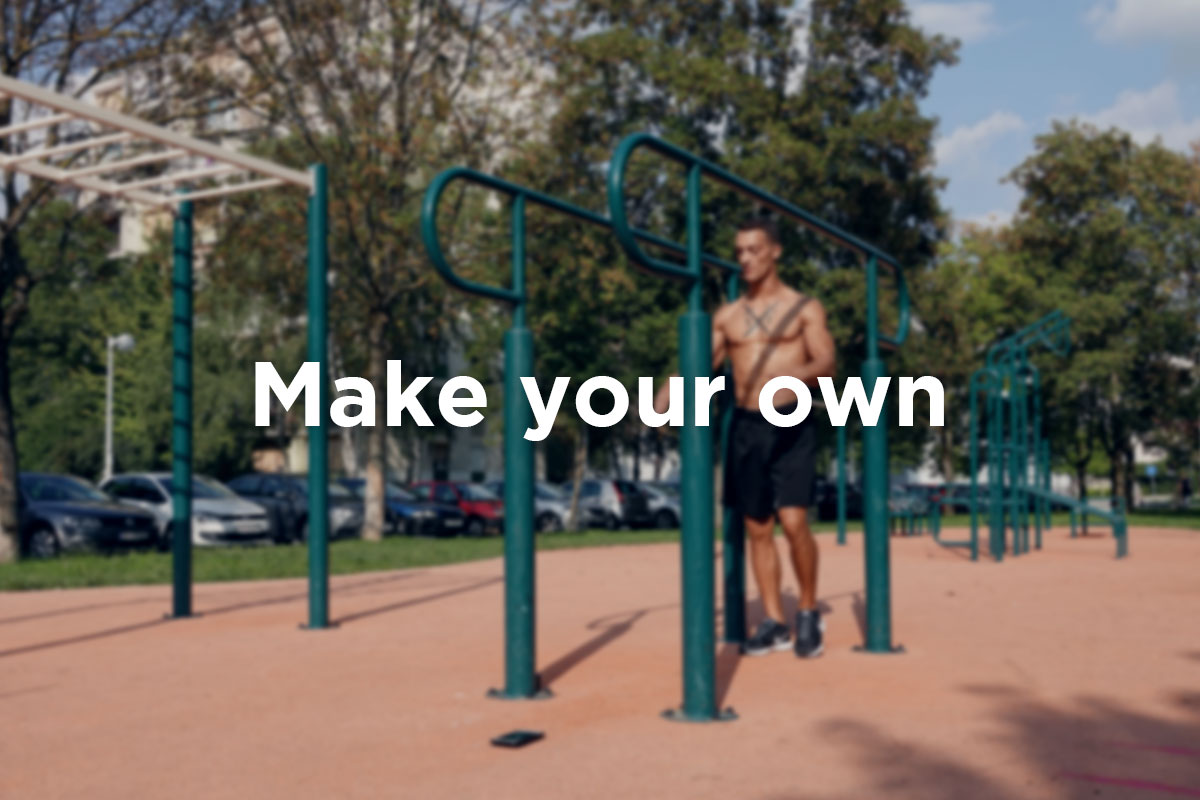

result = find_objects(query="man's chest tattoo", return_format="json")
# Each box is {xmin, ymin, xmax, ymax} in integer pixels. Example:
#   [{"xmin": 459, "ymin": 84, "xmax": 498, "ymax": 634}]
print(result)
[{"xmin": 744, "ymin": 302, "xmax": 779, "ymax": 336}]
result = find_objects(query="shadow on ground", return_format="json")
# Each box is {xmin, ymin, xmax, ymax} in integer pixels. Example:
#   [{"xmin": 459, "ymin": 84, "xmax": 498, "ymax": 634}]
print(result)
[{"xmin": 763, "ymin": 660, "xmax": 1200, "ymax": 800}]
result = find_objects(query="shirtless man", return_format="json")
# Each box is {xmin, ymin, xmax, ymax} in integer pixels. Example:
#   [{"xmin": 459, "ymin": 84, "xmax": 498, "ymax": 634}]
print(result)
[{"xmin": 655, "ymin": 216, "xmax": 836, "ymax": 658}]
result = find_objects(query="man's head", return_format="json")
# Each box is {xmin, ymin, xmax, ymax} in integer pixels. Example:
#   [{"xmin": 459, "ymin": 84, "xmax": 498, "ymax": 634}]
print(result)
[{"xmin": 734, "ymin": 215, "xmax": 782, "ymax": 284}]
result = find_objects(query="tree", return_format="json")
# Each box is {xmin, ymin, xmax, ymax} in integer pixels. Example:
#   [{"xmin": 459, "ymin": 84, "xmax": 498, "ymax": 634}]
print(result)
[
  {"xmin": 1007, "ymin": 123, "xmax": 1200, "ymax": 505},
  {"xmin": 11, "ymin": 203, "xmax": 274, "ymax": 482},
  {"xmin": 504, "ymin": 0, "xmax": 955, "ymax": 499},
  {"xmin": 894, "ymin": 230, "xmax": 1019, "ymax": 482},
  {"xmin": 0, "ymin": 0, "xmax": 194, "ymax": 560},
  {"xmin": 174, "ymin": 0, "xmax": 533, "ymax": 540}
]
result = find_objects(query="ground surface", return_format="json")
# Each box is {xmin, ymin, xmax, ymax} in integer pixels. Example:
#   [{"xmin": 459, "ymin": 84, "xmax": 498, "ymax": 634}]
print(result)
[{"xmin": 2, "ymin": 526, "xmax": 1197, "ymax": 799}]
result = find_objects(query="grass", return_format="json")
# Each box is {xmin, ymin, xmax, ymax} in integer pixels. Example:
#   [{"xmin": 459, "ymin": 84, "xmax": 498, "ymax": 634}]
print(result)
[{"xmin": 1, "ymin": 510, "xmax": 1194, "ymax": 592}]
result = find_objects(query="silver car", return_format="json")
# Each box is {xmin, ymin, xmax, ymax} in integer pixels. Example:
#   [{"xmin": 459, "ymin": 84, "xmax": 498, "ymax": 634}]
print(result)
[
  {"xmin": 103, "ymin": 472, "xmax": 272, "ymax": 548},
  {"xmin": 485, "ymin": 480, "xmax": 571, "ymax": 532},
  {"xmin": 641, "ymin": 483, "xmax": 681, "ymax": 529}
]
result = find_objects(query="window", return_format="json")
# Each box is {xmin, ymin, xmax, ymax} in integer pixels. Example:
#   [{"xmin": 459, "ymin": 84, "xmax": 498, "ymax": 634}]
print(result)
[
  {"xmin": 108, "ymin": 479, "xmax": 164, "ymax": 504},
  {"xmin": 24, "ymin": 475, "xmax": 111, "ymax": 503},
  {"xmin": 434, "ymin": 485, "xmax": 459, "ymax": 504},
  {"xmin": 456, "ymin": 484, "xmax": 499, "ymax": 501},
  {"xmin": 155, "ymin": 476, "xmax": 236, "ymax": 499},
  {"xmin": 411, "ymin": 485, "xmax": 432, "ymax": 501},
  {"xmin": 228, "ymin": 475, "xmax": 261, "ymax": 494},
  {"xmin": 580, "ymin": 481, "xmax": 600, "ymax": 499}
]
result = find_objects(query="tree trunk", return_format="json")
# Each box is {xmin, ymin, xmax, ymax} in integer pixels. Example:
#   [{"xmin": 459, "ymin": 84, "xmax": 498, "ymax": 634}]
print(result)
[
  {"xmin": 361, "ymin": 312, "xmax": 388, "ymax": 542},
  {"xmin": 0, "ymin": 335, "xmax": 19, "ymax": 562},
  {"xmin": 940, "ymin": 426, "xmax": 955, "ymax": 484},
  {"xmin": 329, "ymin": 338, "xmax": 361, "ymax": 478},
  {"xmin": 1074, "ymin": 459, "xmax": 1089, "ymax": 535},
  {"xmin": 632, "ymin": 430, "xmax": 641, "ymax": 482},
  {"xmin": 1123, "ymin": 442, "xmax": 1135, "ymax": 510},
  {"xmin": 566, "ymin": 422, "xmax": 587, "ymax": 531},
  {"xmin": 653, "ymin": 430, "xmax": 664, "ymax": 481},
  {"xmin": 1109, "ymin": 446, "xmax": 1121, "ymax": 509}
]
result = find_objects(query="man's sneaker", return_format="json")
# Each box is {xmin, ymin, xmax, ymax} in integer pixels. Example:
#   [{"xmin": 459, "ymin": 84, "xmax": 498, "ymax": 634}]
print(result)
[
  {"xmin": 743, "ymin": 618, "xmax": 791, "ymax": 656},
  {"xmin": 794, "ymin": 609, "xmax": 825, "ymax": 658}
]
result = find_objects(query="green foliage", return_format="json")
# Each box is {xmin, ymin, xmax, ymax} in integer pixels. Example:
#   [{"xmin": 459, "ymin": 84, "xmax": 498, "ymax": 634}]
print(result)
[
  {"xmin": 11, "ymin": 203, "xmax": 274, "ymax": 480},
  {"xmin": 1006, "ymin": 123, "xmax": 1200, "ymax": 498}
]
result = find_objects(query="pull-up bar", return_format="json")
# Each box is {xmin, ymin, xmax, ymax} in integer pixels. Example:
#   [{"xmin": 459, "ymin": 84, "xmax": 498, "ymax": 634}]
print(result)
[
  {"xmin": 422, "ymin": 133, "xmax": 914, "ymax": 723},
  {"xmin": 0, "ymin": 73, "xmax": 331, "ymax": 628},
  {"xmin": 605, "ymin": 133, "xmax": 912, "ymax": 722}
]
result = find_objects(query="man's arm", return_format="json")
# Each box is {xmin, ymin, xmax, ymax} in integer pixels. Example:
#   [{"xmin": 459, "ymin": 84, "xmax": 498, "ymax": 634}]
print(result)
[
  {"xmin": 794, "ymin": 300, "xmax": 835, "ymax": 385},
  {"xmin": 653, "ymin": 308, "xmax": 730, "ymax": 414}
]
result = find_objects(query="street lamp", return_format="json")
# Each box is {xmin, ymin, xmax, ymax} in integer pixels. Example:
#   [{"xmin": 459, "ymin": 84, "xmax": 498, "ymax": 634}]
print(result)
[{"xmin": 103, "ymin": 332, "xmax": 136, "ymax": 483}]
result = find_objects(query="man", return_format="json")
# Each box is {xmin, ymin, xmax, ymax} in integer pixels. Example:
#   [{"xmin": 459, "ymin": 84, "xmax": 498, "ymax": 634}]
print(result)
[{"xmin": 655, "ymin": 215, "xmax": 835, "ymax": 658}]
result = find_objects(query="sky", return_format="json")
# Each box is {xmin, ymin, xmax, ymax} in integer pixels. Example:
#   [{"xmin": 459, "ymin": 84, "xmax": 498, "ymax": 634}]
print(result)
[{"xmin": 909, "ymin": 0, "xmax": 1200, "ymax": 229}]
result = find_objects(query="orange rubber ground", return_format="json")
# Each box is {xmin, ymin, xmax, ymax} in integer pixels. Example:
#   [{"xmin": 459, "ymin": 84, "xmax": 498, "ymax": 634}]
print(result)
[{"xmin": 2, "ymin": 526, "xmax": 1198, "ymax": 799}]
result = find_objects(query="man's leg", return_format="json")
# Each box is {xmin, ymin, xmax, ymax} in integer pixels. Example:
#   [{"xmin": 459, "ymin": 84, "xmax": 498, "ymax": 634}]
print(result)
[
  {"xmin": 778, "ymin": 506, "xmax": 818, "ymax": 611},
  {"xmin": 745, "ymin": 514, "xmax": 786, "ymax": 623}
]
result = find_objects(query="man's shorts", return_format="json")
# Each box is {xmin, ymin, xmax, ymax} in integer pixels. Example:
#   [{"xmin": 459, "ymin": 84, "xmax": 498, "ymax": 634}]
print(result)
[{"xmin": 723, "ymin": 402, "xmax": 817, "ymax": 520}]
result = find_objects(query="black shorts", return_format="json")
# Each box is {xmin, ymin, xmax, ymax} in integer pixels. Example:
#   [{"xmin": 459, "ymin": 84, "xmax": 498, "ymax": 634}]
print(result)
[{"xmin": 723, "ymin": 402, "xmax": 817, "ymax": 520}]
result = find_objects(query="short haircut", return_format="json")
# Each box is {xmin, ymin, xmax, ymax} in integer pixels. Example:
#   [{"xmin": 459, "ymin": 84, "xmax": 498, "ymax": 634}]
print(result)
[{"xmin": 737, "ymin": 215, "xmax": 780, "ymax": 245}]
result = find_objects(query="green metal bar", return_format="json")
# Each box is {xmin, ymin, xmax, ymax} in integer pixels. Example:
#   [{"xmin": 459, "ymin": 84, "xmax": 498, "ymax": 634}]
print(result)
[
  {"xmin": 170, "ymin": 200, "xmax": 193, "ymax": 619},
  {"xmin": 305, "ymin": 164, "xmax": 330, "ymax": 629},
  {"xmin": 861, "ymin": 255, "xmax": 895, "ymax": 652},
  {"xmin": 421, "ymin": 166, "xmax": 738, "ymax": 305},
  {"xmin": 967, "ymin": 368, "xmax": 998, "ymax": 562},
  {"xmin": 492, "ymin": 195, "xmax": 542, "ymax": 700},
  {"xmin": 1015, "ymin": 360, "xmax": 1028, "ymax": 555},
  {"xmin": 720, "ymin": 272, "xmax": 745, "ymax": 645},
  {"xmin": 607, "ymin": 133, "xmax": 906, "ymax": 274},
  {"xmin": 1041, "ymin": 440, "xmax": 1052, "ymax": 530},
  {"xmin": 419, "ymin": 165, "xmax": 737, "ymax": 708},
  {"xmin": 837, "ymin": 424, "xmax": 848, "ymax": 546},
  {"xmin": 673, "ymin": 162, "xmax": 719, "ymax": 720}
]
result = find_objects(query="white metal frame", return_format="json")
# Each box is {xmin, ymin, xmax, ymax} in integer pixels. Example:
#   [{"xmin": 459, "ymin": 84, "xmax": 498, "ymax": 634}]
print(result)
[{"xmin": 0, "ymin": 73, "xmax": 313, "ymax": 207}]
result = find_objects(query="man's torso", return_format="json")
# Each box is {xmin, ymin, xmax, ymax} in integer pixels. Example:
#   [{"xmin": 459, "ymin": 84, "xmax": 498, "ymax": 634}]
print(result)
[{"xmin": 717, "ymin": 286, "xmax": 814, "ymax": 410}]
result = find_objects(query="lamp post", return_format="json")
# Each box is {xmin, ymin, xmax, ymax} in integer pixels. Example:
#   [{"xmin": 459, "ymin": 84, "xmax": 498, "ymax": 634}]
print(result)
[{"xmin": 103, "ymin": 332, "xmax": 135, "ymax": 483}]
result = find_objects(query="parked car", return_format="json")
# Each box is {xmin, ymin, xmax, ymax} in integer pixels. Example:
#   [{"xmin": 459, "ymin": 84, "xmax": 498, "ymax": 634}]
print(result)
[
  {"xmin": 19, "ymin": 472, "xmax": 158, "ymax": 557},
  {"xmin": 560, "ymin": 479, "xmax": 652, "ymax": 530},
  {"xmin": 408, "ymin": 481, "xmax": 504, "ymax": 537},
  {"xmin": 338, "ymin": 478, "xmax": 465, "ymax": 537},
  {"xmin": 639, "ymin": 482, "xmax": 681, "ymax": 529},
  {"xmin": 484, "ymin": 480, "xmax": 572, "ymax": 533},
  {"xmin": 888, "ymin": 485, "xmax": 931, "ymax": 516},
  {"xmin": 225, "ymin": 473, "xmax": 363, "ymax": 542},
  {"xmin": 103, "ymin": 472, "xmax": 272, "ymax": 549},
  {"xmin": 813, "ymin": 477, "xmax": 865, "ymax": 521}
]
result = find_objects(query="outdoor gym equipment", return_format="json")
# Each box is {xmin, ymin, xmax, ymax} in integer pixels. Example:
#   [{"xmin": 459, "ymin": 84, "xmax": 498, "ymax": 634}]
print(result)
[
  {"xmin": 422, "ymin": 132, "xmax": 911, "ymax": 722},
  {"xmin": 420, "ymin": 164, "xmax": 739, "ymax": 703},
  {"xmin": 937, "ymin": 310, "xmax": 1127, "ymax": 560},
  {"xmin": 607, "ymin": 134, "xmax": 912, "ymax": 713},
  {"xmin": 0, "ymin": 75, "xmax": 334, "ymax": 624}
]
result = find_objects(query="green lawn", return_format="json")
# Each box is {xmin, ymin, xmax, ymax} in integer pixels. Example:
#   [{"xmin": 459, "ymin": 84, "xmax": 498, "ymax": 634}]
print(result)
[{"xmin": 0, "ymin": 510, "xmax": 1194, "ymax": 592}]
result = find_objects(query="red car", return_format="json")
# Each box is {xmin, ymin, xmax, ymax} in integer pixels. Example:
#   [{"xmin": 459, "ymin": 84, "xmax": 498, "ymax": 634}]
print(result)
[{"xmin": 409, "ymin": 481, "xmax": 504, "ymax": 537}]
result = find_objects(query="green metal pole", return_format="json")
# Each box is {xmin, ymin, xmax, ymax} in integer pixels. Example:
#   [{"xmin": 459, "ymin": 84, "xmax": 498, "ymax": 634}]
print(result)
[
  {"xmin": 305, "ymin": 164, "xmax": 331, "ymax": 629},
  {"xmin": 1015, "ymin": 364, "xmax": 1027, "ymax": 554},
  {"xmin": 860, "ymin": 255, "xmax": 897, "ymax": 653},
  {"xmin": 968, "ymin": 373, "xmax": 982, "ymax": 561},
  {"xmin": 721, "ymin": 272, "xmax": 745, "ymax": 645},
  {"xmin": 491, "ymin": 194, "xmax": 544, "ymax": 699},
  {"xmin": 1042, "ymin": 440, "xmax": 1052, "ymax": 530},
  {"xmin": 988, "ymin": 381, "xmax": 1004, "ymax": 561},
  {"xmin": 170, "ymin": 200, "xmax": 193, "ymax": 619},
  {"xmin": 667, "ymin": 163, "xmax": 727, "ymax": 720},
  {"xmin": 837, "ymin": 423, "xmax": 848, "ymax": 546}
]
